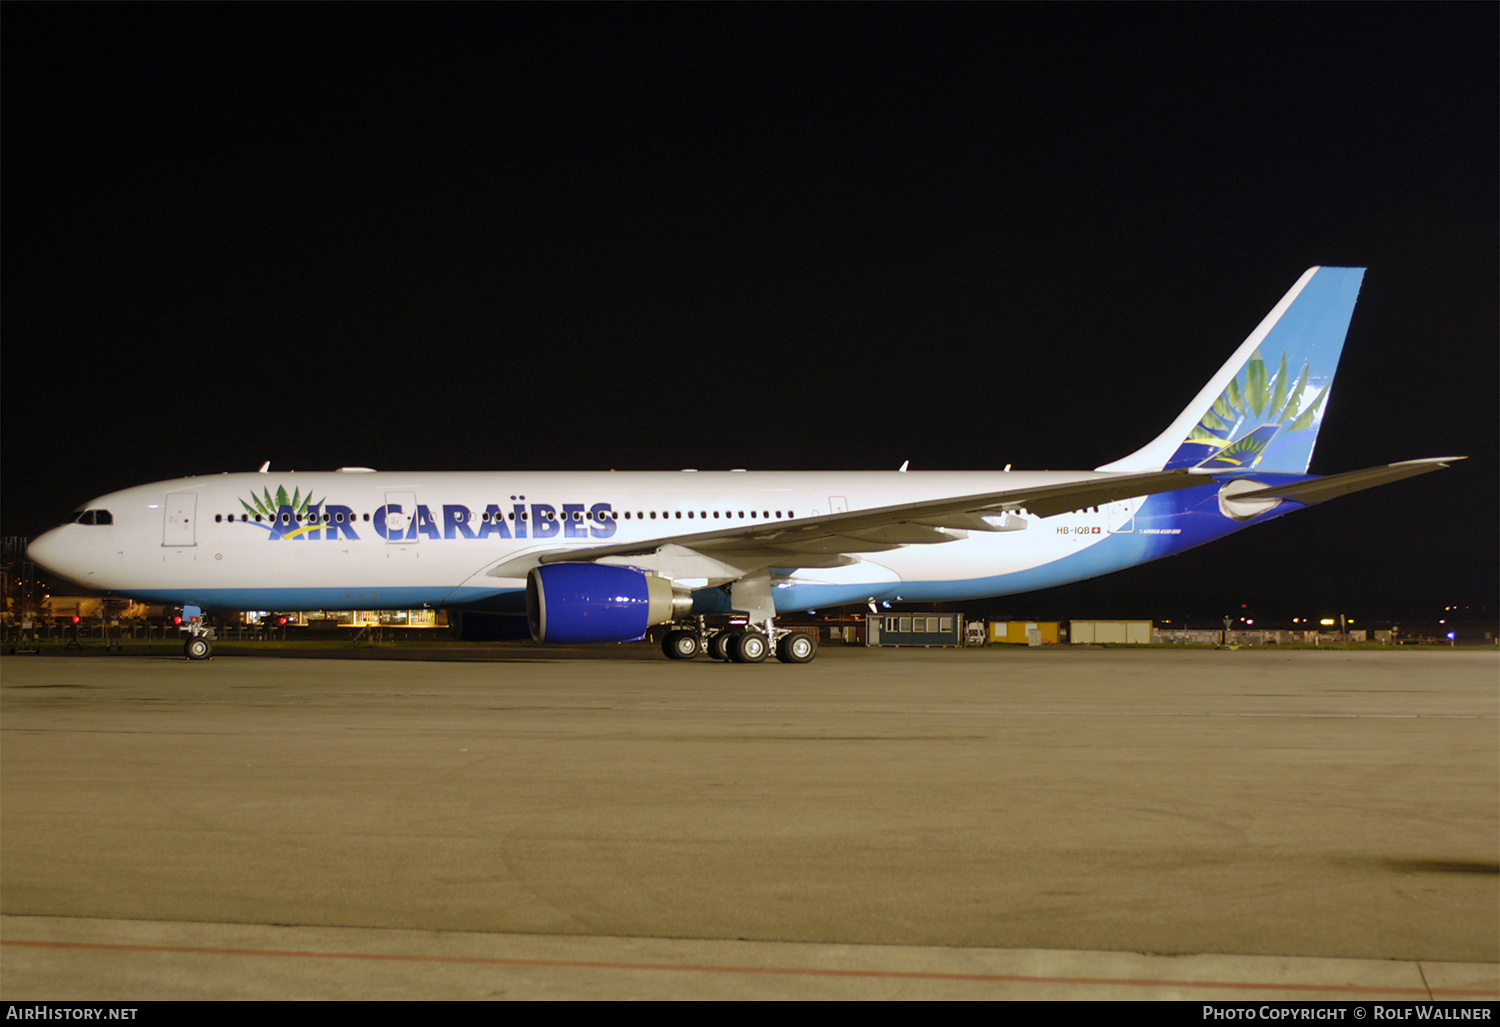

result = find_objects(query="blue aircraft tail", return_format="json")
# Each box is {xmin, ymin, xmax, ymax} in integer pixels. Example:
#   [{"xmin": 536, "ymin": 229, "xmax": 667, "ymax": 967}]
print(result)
[{"xmin": 1099, "ymin": 267, "xmax": 1366, "ymax": 475}]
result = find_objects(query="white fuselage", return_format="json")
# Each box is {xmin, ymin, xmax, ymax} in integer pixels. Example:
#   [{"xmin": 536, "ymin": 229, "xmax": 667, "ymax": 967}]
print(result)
[{"xmin": 28, "ymin": 468, "xmax": 1159, "ymax": 613}]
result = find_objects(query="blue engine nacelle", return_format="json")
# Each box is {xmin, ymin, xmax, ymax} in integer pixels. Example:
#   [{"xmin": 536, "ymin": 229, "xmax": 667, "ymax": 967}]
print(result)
[{"xmin": 526, "ymin": 563, "xmax": 690, "ymax": 644}]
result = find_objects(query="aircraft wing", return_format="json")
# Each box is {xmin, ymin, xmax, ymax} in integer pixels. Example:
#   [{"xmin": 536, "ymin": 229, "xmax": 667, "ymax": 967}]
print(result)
[
  {"xmin": 1224, "ymin": 457, "xmax": 1465, "ymax": 507},
  {"xmin": 530, "ymin": 468, "xmax": 1211, "ymax": 570}
]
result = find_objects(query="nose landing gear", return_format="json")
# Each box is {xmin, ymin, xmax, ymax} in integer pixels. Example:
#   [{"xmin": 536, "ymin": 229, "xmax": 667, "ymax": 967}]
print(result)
[{"xmin": 184, "ymin": 631, "xmax": 213, "ymax": 660}]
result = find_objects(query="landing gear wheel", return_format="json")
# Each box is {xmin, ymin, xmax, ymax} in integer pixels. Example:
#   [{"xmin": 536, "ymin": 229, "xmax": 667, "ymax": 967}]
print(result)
[
  {"xmin": 776, "ymin": 631, "xmax": 817, "ymax": 664},
  {"xmin": 185, "ymin": 636, "xmax": 212, "ymax": 660},
  {"xmin": 662, "ymin": 630, "xmax": 701, "ymax": 660},
  {"xmin": 729, "ymin": 630, "xmax": 768, "ymax": 664},
  {"xmin": 707, "ymin": 630, "xmax": 739, "ymax": 661}
]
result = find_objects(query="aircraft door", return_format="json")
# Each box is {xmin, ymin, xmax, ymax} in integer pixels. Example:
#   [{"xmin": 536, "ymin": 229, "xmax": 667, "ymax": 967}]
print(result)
[
  {"xmin": 384, "ymin": 491, "xmax": 417, "ymax": 544},
  {"xmin": 1106, "ymin": 497, "xmax": 1136, "ymax": 534},
  {"xmin": 163, "ymin": 492, "xmax": 197, "ymax": 546}
]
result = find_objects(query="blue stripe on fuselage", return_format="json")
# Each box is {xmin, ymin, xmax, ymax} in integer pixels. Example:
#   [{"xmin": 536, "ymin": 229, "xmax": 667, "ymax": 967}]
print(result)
[{"xmin": 771, "ymin": 478, "xmax": 1310, "ymax": 611}]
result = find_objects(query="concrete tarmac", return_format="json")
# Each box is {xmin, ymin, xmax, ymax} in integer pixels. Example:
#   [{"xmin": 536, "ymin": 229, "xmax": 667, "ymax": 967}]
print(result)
[{"xmin": 2, "ymin": 644, "xmax": 1496, "ymax": 1000}]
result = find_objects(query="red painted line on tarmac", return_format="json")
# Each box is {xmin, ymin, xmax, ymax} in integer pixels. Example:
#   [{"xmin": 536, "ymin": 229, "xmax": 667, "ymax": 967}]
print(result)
[{"xmin": 4, "ymin": 939, "xmax": 1497, "ymax": 997}]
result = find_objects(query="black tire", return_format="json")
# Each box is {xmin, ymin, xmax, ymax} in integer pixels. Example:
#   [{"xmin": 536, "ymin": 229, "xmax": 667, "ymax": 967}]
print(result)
[
  {"xmin": 662, "ymin": 630, "xmax": 700, "ymax": 660},
  {"xmin": 776, "ymin": 631, "xmax": 817, "ymax": 664},
  {"xmin": 185, "ymin": 636, "xmax": 212, "ymax": 660},
  {"xmin": 707, "ymin": 630, "xmax": 738, "ymax": 661},
  {"xmin": 729, "ymin": 630, "xmax": 768, "ymax": 664}
]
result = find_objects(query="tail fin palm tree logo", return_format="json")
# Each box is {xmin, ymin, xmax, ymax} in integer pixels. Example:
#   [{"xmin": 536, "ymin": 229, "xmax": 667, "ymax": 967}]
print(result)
[{"xmin": 1182, "ymin": 349, "xmax": 1329, "ymax": 471}]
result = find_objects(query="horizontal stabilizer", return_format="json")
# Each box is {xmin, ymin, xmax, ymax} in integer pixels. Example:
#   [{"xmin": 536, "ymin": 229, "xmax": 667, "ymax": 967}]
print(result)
[{"xmin": 1230, "ymin": 457, "xmax": 1464, "ymax": 507}]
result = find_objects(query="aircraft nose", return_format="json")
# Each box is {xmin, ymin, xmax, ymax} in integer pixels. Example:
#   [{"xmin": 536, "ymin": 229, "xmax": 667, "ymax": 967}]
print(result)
[
  {"xmin": 27, "ymin": 526, "xmax": 86, "ymax": 583},
  {"xmin": 27, "ymin": 527, "xmax": 64, "ymax": 569}
]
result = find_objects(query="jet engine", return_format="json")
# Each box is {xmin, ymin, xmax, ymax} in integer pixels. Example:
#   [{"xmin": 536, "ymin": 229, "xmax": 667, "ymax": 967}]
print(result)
[{"xmin": 526, "ymin": 563, "xmax": 691, "ymax": 644}]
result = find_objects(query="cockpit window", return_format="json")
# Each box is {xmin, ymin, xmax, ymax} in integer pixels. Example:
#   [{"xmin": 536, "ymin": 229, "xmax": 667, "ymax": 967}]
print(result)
[{"xmin": 73, "ymin": 510, "xmax": 113, "ymax": 525}]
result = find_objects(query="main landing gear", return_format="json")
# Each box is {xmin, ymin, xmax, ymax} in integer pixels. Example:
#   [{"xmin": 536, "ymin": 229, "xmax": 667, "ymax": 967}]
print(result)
[
  {"xmin": 660, "ymin": 572, "xmax": 816, "ymax": 664},
  {"xmin": 661, "ymin": 622, "xmax": 817, "ymax": 664}
]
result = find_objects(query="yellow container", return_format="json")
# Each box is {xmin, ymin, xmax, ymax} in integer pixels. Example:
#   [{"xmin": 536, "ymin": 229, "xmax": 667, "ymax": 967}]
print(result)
[{"xmin": 988, "ymin": 621, "xmax": 1060, "ymax": 644}]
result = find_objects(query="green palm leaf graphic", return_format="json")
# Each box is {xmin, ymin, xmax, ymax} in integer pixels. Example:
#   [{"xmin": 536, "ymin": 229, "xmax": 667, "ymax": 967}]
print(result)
[
  {"xmin": 1287, "ymin": 385, "xmax": 1329, "ymax": 432},
  {"xmin": 1221, "ymin": 432, "xmax": 1269, "ymax": 461},
  {"xmin": 1224, "ymin": 377, "xmax": 1244, "ymax": 417},
  {"xmin": 1269, "ymin": 351, "xmax": 1287, "ymax": 421},
  {"xmin": 1278, "ymin": 362, "xmax": 1311, "ymax": 422},
  {"xmin": 1182, "ymin": 348, "xmax": 1330, "ymax": 466},
  {"xmin": 241, "ymin": 486, "xmax": 322, "ymax": 526},
  {"xmin": 1246, "ymin": 350, "xmax": 1268, "ymax": 417},
  {"xmin": 1201, "ymin": 409, "xmax": 1229, "ymax": 432}
]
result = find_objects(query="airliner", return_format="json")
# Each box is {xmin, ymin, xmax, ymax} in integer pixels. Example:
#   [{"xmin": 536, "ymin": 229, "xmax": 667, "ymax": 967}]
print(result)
[{"xmin": 27, "ymin": 267, "xmax": 1460, "ymax": 663}]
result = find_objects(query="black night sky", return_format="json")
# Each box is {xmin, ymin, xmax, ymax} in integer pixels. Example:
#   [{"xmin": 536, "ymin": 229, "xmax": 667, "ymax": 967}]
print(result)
[{"xmin": 3, "ymin": 5, "xmax": 1495, "ymax": 620}]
